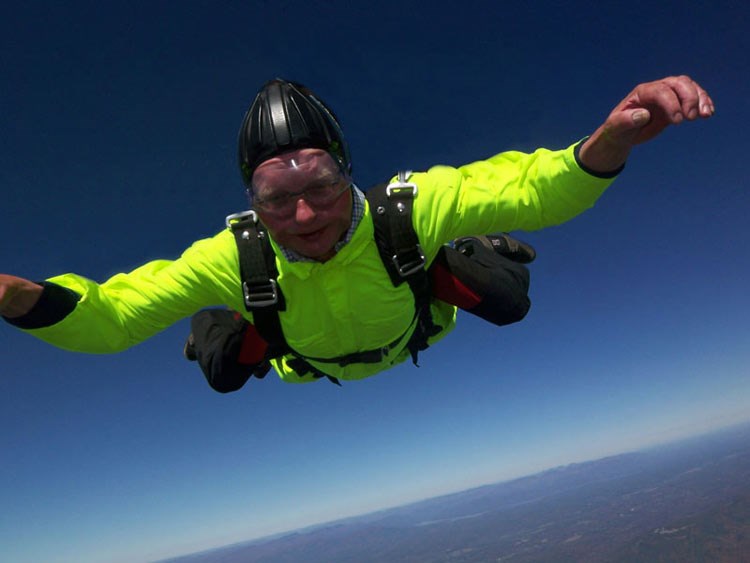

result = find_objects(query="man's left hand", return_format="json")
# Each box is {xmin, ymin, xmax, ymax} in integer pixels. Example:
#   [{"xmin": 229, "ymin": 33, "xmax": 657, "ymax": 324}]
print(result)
[{"xmin": 579, "ymin": 75, "xmax": 715, "ymax": 174}]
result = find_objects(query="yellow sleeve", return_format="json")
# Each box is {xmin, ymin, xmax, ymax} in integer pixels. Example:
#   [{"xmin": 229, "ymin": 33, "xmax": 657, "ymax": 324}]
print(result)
[
  {"xmin": 24, "ymin": 230, "xmax": 246, "ymax": 353},
  {"xmin": 411, "ymin": 141, "xmax": 617, "ymax": 260}
]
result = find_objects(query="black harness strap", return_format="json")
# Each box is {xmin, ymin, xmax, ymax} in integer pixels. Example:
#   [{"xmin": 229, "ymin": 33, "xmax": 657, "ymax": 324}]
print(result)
[
  {"xmin": 228, "ymin": 211, "xmax": 288, "ymax": 360},
  {"xmin": 365, "ymin": 174, "xmax": 441, "ymax": 364}
]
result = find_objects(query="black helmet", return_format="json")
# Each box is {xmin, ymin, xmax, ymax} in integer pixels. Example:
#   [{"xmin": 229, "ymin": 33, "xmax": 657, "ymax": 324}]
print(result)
[{"xmin": 238, "ymin": 79, "xmax": 351, "ymax": 189}]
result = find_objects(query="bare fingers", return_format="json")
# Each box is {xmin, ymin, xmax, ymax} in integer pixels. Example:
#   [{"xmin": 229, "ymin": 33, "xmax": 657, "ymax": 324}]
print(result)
[{"xmin": 658, "ymin": 75, "xmax": 715, "ymax": 122}]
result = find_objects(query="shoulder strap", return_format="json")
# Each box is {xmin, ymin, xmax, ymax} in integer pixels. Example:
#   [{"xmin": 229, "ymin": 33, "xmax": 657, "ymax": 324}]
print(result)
[
  {"xmin": 367, "ymin": 173, "xmax": 425, "ymax": 286},
  {"xmin": 366, "ymin": 173, "xmax": 441, "ymax": 363},
  {"xmin": 226, "ymin": 211, "xmax": 289, "ymax": 359}
]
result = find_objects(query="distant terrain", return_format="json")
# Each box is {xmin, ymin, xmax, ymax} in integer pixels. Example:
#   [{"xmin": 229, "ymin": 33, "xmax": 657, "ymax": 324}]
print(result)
[{"xmin": 163, "ymin": 422, "xmax": 750, "ymax": 562}]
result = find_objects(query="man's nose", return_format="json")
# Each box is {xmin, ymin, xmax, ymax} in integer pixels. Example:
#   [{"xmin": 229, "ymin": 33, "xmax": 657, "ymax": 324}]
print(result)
[{"xmin": 294, "ymin": 196, "xmax": 317, "ymax": 223}]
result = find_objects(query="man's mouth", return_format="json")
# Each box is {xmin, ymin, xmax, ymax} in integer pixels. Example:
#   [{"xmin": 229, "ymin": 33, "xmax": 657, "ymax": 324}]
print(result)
[{"xmin": 296, "ymin": 227, "xmax": 326, "ymax": 241}]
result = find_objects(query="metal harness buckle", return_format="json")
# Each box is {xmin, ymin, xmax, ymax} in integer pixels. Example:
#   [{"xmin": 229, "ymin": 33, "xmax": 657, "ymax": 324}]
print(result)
[
  {"xmin": 225, "ymin": 210, "xmax": 258, "ymax": 229},
  {"xmin": 385, "ymin": 170, "xmax": 418, "ymax": 198},
  {"xmin": 392, "ymin": 246, "xmax": 425, "ymax": 277},
  {"xmin": 243, "ymin": 279, "xmax": 279, "ymax": 308}
]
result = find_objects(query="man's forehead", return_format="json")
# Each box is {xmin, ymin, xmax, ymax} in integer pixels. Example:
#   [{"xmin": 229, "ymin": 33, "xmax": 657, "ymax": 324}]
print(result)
[{"xmin": 252, "ymin": 149, "xmax": 340, "ymax": 192}]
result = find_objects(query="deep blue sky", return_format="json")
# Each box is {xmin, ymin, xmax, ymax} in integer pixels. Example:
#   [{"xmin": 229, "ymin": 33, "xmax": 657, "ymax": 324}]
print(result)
[{"xmin": 2, "ymin": 1, "xmax": 748, "ymax": 562}]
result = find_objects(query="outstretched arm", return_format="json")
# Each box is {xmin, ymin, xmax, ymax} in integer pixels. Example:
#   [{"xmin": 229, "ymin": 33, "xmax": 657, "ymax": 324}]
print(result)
[
  {"xmin": 578, "ymin": 75, "xmax": 715, "ymax": 173},
  {"xmin": 2, "ymin": 231, "xmax": 246, "ymax": 354}
]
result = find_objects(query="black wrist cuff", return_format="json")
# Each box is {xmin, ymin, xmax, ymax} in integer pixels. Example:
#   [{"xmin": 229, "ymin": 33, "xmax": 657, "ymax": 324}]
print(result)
[
  {"xmin": 574, "ymin": 138, "xmax": 626, "ymax": 179},
  {"xmin": 3, "ymin": 282, "xmax": 81, "ymax": 329}
]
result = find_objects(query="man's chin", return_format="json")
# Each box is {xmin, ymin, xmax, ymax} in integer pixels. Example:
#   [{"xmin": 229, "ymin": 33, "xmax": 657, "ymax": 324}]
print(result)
[{"xmin": 290, "ymin": 235, "xmax": 336, "ymax": 261}]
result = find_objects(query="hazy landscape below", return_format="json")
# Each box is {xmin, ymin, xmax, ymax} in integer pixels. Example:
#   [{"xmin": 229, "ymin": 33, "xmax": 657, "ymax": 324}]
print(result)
[{"xmin": 162, "ymin": 422, "xmax": 750, "ymax": 562}]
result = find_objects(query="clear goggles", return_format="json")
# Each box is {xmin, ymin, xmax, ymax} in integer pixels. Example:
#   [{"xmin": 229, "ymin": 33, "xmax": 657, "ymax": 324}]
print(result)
[{"xmin": 251, "ymin": 149, "xmax": 351, "ymax": 217}]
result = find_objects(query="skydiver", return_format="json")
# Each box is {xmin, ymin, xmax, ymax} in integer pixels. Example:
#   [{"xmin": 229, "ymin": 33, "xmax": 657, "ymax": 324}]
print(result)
[{"xmin": 1, "ymin": 76, "xmax": 715, "ymax": 390}]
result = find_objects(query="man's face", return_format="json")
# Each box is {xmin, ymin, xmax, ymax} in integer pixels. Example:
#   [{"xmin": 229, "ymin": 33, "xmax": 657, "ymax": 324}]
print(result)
[{"xmin": 252, "ymin": 149, "xmax": 353, "ymax": 262}]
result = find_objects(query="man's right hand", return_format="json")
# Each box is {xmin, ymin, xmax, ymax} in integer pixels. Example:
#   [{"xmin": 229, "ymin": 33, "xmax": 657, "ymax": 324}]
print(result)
[{"xmin": 0, "ymin": 275, "xmax": 43, "ymax": 318}]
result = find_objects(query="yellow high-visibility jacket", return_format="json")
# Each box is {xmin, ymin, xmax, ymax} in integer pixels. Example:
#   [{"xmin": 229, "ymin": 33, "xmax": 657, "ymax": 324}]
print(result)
[{"xmin": 23, "ymin": 142, "xmax": 617, "ymax": 382}]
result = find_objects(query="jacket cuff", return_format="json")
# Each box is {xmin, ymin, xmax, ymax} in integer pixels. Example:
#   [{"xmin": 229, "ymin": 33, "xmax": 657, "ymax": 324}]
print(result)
[
  {"xmin": 573, "ymin": 138, "xmax": 626, "ymax": 179},
  {"xmin": 3, "ymin": 281, "xmax": 81, "ymax": 329}
]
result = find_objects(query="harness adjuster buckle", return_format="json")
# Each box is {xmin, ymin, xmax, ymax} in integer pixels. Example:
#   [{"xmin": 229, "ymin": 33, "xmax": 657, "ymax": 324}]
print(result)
[
  {"xmin": 226, "ymin": 210, "xmax": 258, "ymax": 229},
  {"xmin": 385, "ymin": 181, "xmax": 418, "ymax": 198},
  {"xmin": 392, "ymin": 245, "xmax": 425, "ymax": 277},
  {"xmin": 386, "ymin": 170, "xmax": 417, "ymax": 197},
  {"xmin": 243, "ymin": 279, "xmax": 279, "ymax": 308}
]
